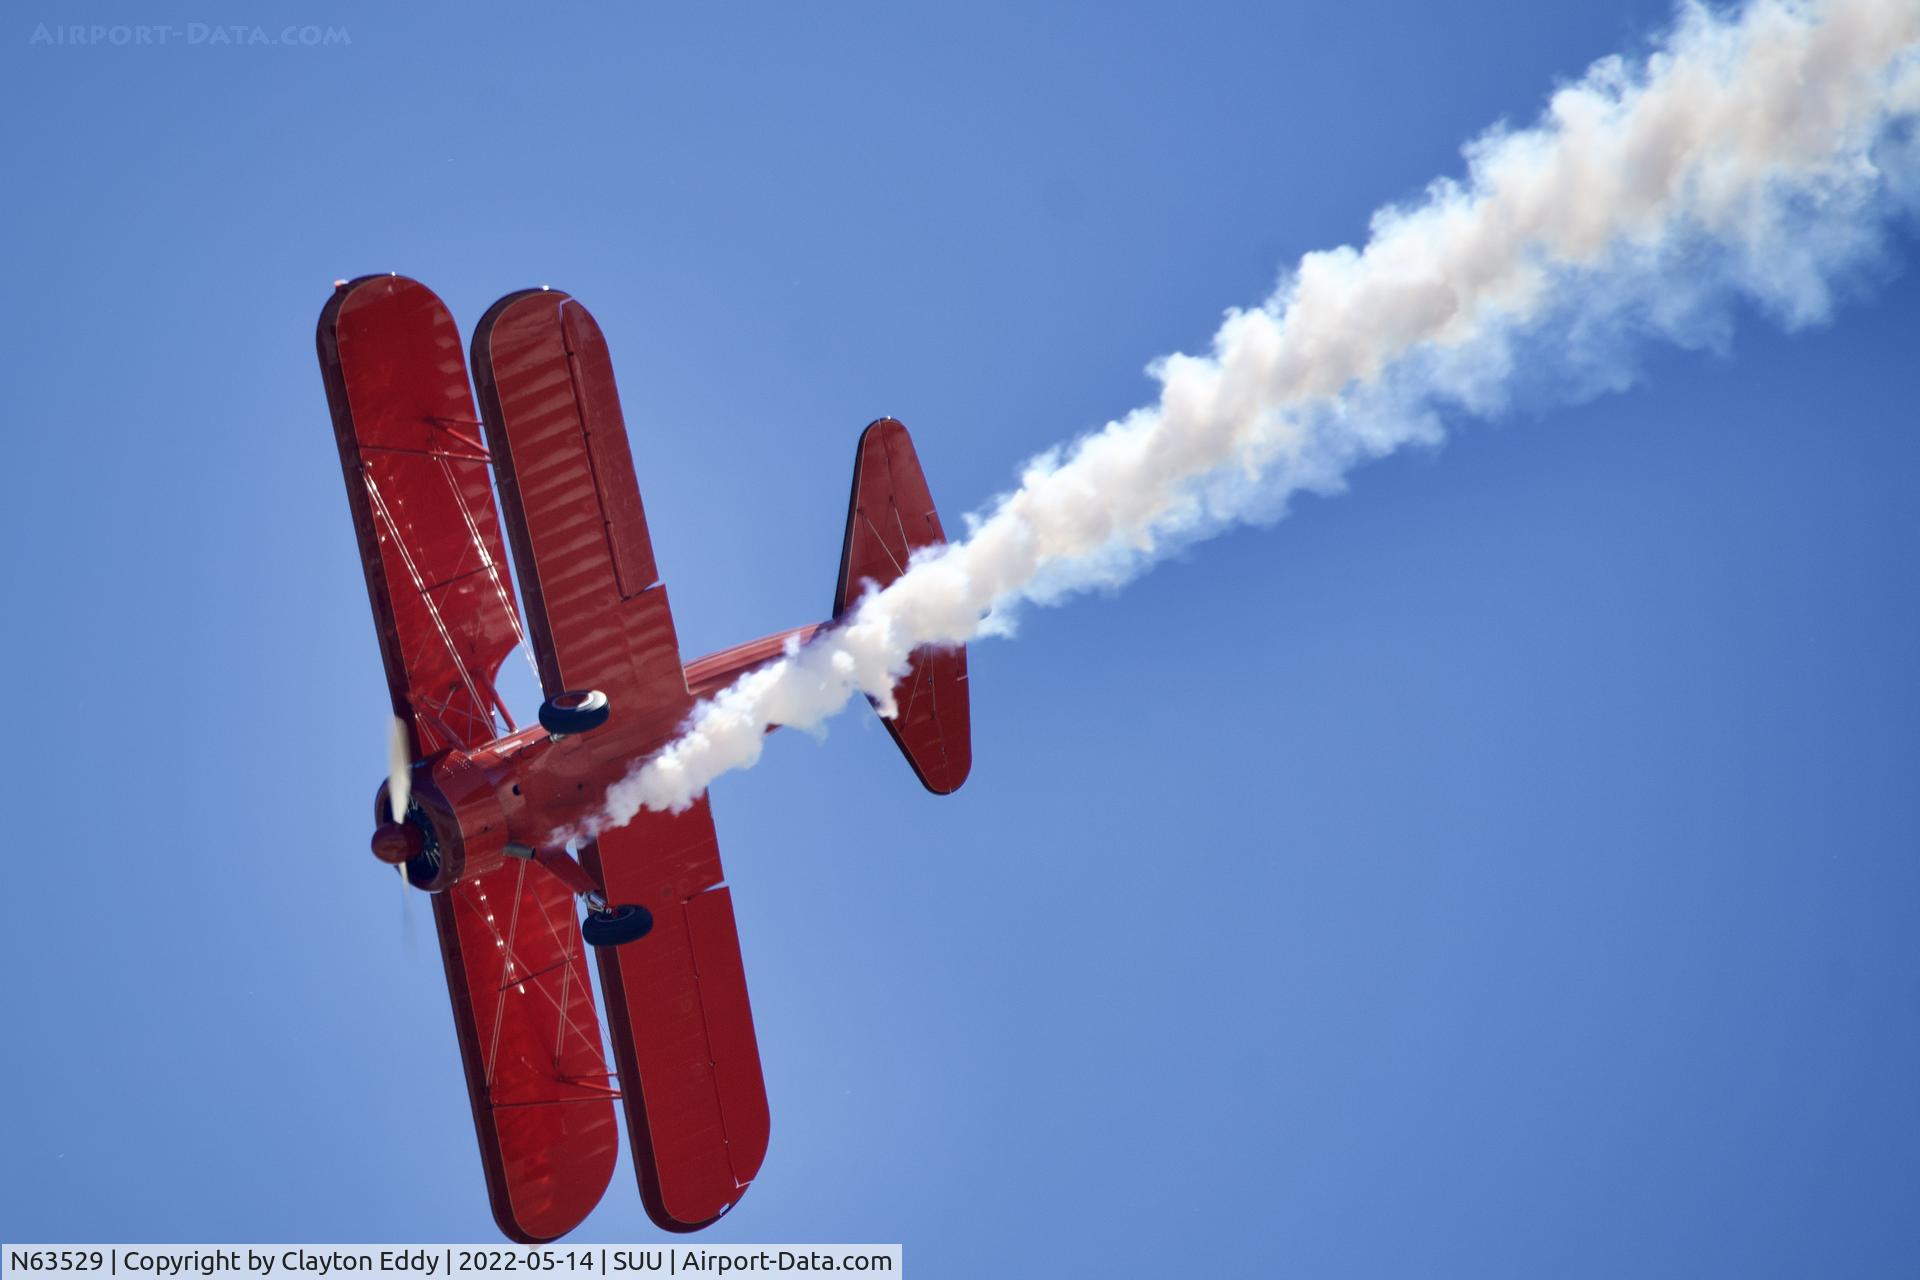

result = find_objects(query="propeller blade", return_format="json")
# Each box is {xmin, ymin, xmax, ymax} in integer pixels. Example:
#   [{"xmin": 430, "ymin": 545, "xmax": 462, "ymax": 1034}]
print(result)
[{"xmin": 388, "ymin": 715, "xmax": 412, "ymax": 823}]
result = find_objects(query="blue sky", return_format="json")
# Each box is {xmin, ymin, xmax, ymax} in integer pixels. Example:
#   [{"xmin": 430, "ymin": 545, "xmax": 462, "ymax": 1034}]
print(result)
[{"xmin": 3, "ymin": 2, "xmax": 1917, "ymax": 1275}]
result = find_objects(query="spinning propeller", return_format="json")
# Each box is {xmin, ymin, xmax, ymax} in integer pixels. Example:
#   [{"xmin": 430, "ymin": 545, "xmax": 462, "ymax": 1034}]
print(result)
[
  {"xmin": 387, "ymin": 713, "xmax": 411, "ymax": 825},
  {"xmin": 371, "ymin": 714, "xmax": 426, "ymax": 879}
]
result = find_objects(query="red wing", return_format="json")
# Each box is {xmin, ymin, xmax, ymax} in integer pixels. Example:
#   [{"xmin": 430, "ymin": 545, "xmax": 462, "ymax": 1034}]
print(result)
[
  {"xmin": 469, "ymin": 289, "xmax": 682, "ymax": 726},
  {"xmin": 432, "ymin": 865, "xmax": 622, "ymax": 1242},
  {"xmin": 471, "ymin": 289, "xmax": 771, "ymax": 1228},
  {"xmin": 581, "ymin": 802, "xmax": 771, "ymax": 1229},
  {"xmin": 318, "ymin": 274, "xmax": 521, "ymax": 755},
  {"xmin": 320, "ymin": 276, "xmax": 617, "ymax": 1242}
]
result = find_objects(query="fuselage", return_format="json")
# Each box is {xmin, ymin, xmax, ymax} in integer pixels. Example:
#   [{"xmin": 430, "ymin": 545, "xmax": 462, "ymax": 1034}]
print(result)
[{"xmin": 385, "ymin": 622, "xmax": 821, "ymax": 891}]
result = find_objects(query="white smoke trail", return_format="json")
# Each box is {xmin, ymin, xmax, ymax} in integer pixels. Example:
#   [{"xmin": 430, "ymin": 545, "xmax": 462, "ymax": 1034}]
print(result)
[{"xmin": 589, "ymin": 0, "xmax": 1920, "ymax": 830}]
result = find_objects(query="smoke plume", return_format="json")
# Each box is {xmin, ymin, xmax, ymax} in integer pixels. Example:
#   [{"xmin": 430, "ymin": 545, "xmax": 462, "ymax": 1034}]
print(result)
[{"xmin": 586, "ymin": 0, "xmax": 1920, "ymax": 831}]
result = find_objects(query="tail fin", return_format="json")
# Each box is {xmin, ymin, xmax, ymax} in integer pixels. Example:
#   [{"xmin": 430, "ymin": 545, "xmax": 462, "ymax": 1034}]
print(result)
[{"xmin": 834, "ymin": 419, "xmax": 972, "ymax": 794}]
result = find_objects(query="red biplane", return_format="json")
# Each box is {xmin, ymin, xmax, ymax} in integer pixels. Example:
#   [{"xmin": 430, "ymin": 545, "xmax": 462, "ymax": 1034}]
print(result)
[{"xmin": 316, "ymin": 275, "xmax": 971, "ymax": 1241}]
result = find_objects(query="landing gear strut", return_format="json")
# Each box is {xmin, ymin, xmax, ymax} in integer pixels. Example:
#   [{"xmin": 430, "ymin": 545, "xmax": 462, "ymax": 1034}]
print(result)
[{"xmin": 528, "ymin": 850, "xmax": 653, "ymax": 949}]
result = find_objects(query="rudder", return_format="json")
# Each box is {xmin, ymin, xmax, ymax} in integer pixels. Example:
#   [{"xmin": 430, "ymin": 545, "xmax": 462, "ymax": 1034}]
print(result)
[{"xmin": 834, "ymin": 419, "xmax": 972, "ymax": 794}]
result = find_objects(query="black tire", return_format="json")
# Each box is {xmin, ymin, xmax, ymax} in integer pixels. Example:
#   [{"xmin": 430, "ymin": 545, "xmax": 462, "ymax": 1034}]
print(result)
[
  {"xmin": 540, "ymin": 689, "xmax": 611, "ymax": 735},
  {"xmin": 583, "ymin": 903, "xmax": 654, "ymax": 948}
]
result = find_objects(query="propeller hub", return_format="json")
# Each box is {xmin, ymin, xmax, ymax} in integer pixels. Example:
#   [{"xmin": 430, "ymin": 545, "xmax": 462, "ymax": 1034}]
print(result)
[{"xmin": 372, "ymin": 820, "xmax": 425, "ymax": 865}]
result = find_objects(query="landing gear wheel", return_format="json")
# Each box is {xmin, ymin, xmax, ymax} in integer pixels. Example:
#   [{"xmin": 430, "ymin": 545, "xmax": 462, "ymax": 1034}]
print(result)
[
  {"xmin": 583, "ymin": 903, "xmax": 654, "ymax": 948},
  {"xmin": 540, "ymin": 689, "xmax": 611, "ymax": 735}
]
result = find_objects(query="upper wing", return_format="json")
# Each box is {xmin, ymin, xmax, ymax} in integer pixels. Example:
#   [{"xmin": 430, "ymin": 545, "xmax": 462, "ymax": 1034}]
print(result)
[
  {"xmin": 320, "ymin": 276, "xmax": 618, "ymax": 1242},
  {"xmin": 318, "ymin": 274, "xmax": 521, "ymax": 755},
  {"xmin": 429, "ymin": 862, "xmax": 621, "ymax": 1243},
  {"xmin": 471, "ymin": 290, "xmax": 771, "ymax": 1228}
]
